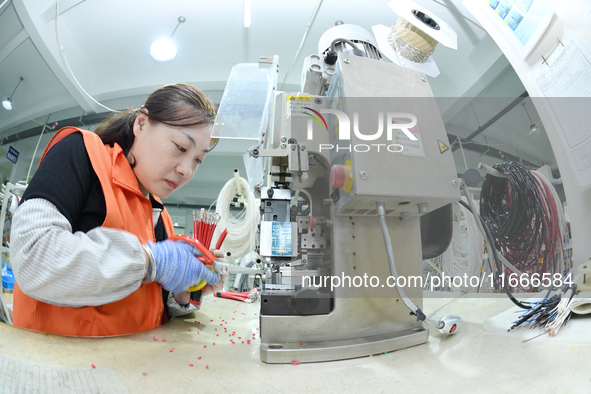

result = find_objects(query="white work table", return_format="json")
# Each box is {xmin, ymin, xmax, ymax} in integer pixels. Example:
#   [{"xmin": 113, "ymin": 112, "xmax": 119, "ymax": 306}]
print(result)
[{"xmin": 0, "ymin": 292, "xmax": 589, "ymax": 393}]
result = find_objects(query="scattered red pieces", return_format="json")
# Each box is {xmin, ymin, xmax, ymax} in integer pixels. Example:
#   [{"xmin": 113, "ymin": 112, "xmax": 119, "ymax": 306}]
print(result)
[
  {"xmin": 189, "ymin": 363, "xmax": 194, "ymax": 367},
  {"xmin": 210, "ymin": 319, "xmax": 213, "ymax": 322},
  {"xmin": 91, "ymin": 364, "xmax": 96, "ymax": 369},
  {"xmin": 143, "ymin": 372, "xmax": 148, "ymax": 376},
  {"xmin": 169, "ymin": 349, "xmax": 173, "ymax": 352},
  {"xmin": 206, "ymin": 365, "xmax": 209, "ymax": 369},
  {"xmin": 198, "ymin": 356, "xmax": 202, "ymax": 360},
  {"xmin": 238, "ymin": 337, "xmax": 242, "ymax": 339},
  {"xmin": 197, "ymin": 321, "xmax": 200, "ymax": 324},
  {"xmin": 188, "ymin": 329, "xmax": 191, "ymax": 331},
  {"xmin": 204, "ymin": 345, "xmax": 207, "ymax": 348},
  {"xmin": 247, "ymin": 340, "xmax": 251, "ymax": 344},
  {"xmin": 216, "ymin": 334, "xmax": 219, "ymax": 336},
  {"xmin": 213, "ymin": 342, "xmax": 216, "ymax": 345},
  {"xmin": 162, "ymin": 339, "xmax": 166, "ymax": 342},
  {"xmin": 291, "ymin": 361, "xmax": 300, "ymax": 365},
  {"xmin": 299, "ymin": 342, "xmax": 303, "ymax": 345},
  {"xmin": 153, "ymin": 337, "xmax": 157, "ymax": 341}
]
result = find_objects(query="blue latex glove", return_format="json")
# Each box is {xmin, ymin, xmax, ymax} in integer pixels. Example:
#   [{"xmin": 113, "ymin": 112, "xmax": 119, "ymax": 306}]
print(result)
[{"xmin": 146, "ymin": 241, "xmax": 221, "ymax": 293}]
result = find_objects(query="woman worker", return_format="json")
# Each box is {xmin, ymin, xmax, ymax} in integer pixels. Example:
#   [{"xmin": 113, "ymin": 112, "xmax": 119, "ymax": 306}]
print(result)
[{"xmin": 9, "ymin": 83, "xmax": 225, "ymax": 336}]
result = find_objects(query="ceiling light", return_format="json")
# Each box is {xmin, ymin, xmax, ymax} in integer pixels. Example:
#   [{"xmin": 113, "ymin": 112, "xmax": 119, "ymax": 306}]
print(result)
[
  {"xmin": 522, "ymin": 102, "xmax": 541, "ymax": 136},
  {"xmin": 2, "ymin": 76, "xmax": 24, "ymax": 111},
  {"xmin": 150, "ymin": 38, "xmax": 177, "ymax": 62},
  {"xmin": 150, "ymin": 16, "xmax": 185, "ymax": 63}
]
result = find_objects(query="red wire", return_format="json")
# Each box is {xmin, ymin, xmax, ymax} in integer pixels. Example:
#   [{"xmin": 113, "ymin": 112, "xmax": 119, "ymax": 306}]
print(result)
[{"xmin": 215, "ymin": 228, "xmax": 228, "ymax": 250}]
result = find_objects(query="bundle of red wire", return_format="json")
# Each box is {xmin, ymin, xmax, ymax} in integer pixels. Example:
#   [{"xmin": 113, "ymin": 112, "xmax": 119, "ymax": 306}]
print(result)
[
  {"xmin": 192, "ymin": 208, "xmax": 228, "ymax": 250},
  {"xmin": 480, "ymin": 162, "xmax": 569, "ymax": 293}
]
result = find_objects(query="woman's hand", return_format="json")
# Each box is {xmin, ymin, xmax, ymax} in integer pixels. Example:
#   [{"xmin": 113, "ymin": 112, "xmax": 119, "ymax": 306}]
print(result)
[{"xmin": 201, "ymin": 248, "xmax": 228, "ymax": 297}]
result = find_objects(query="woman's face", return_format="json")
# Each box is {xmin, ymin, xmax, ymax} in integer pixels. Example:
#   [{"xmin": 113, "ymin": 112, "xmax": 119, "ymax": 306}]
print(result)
[{"xmin": 129, "ymin": 110, "xmax": 212, "ymax": 199}]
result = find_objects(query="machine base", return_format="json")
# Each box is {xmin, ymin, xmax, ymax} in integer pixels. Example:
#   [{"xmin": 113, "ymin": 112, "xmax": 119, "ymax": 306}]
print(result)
[{"xmin": 260, "ymin": 326, "xmax": 429, "ymax": 363}]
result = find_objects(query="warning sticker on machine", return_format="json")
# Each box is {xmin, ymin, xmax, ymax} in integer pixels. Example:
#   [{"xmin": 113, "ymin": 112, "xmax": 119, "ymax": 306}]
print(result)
[
  {"xmin": 286, "ymin": 95, "xmax": 316, "ymax": 118},
  {"xmin": 392, "ymin": 120, "xmax": 425, "ymax": 157},
  {"xmin": 286, "ymin": 95, "xmax": 313, "ymax": 102},
  {"xmin": 438, "ymin": 140, "xmax": 450, "ymax": 153}
]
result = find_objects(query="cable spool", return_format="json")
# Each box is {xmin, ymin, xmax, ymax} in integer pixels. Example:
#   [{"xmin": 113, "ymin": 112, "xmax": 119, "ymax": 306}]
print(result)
[
  {"xmin": 213, "ymin": 176, "xmax": 259, "ymax": 260},
  {"xmin": 385, "ymin": 0, "xmax": 457, "ymax": 66},
  {"xmin": 388, "ymin": 17, "xmax": 439, "ymax": 63}
]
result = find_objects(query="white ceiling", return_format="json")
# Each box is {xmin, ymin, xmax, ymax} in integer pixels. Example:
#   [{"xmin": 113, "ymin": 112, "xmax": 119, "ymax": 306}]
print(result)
[{"xmin": 0, "ymin": 0, "xmax": 558, "ymax": 227}]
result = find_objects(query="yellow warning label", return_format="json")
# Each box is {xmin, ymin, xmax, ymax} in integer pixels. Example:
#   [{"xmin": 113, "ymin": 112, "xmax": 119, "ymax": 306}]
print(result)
[
  {"xmin": 286, "ymin": 95, "xmax": 313, "ymax": 102},
  {"xmin": 438, "ymin": 140, "xmax": 449, "ymax": 153}
]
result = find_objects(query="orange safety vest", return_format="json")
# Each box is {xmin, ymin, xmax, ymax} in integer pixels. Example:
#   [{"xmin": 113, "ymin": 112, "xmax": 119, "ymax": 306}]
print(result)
[{"xmin": 12, "ymin": 127, "xmax": 174, "ymax": 336}]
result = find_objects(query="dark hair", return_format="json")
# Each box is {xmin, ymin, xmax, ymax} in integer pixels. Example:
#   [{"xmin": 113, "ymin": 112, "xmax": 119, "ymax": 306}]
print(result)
[{"xmin": 95, "ymin": 83, "xmax": 218, "ymax": 154}]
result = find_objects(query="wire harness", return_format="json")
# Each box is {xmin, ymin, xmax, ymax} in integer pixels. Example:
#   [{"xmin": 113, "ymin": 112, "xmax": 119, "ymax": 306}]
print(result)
[{"xmin": 479, "ymin": 162, "xmax": 569, "ymax": 293}]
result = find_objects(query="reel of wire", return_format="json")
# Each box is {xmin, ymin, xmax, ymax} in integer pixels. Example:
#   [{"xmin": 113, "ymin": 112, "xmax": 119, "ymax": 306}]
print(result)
[
  {"xmin": 388, "ymin": 17, "xmax": 439, "ymax": 63},
  {"xmin": 213, "ymin": 176, "xmax": 259, "ymax": 260}
]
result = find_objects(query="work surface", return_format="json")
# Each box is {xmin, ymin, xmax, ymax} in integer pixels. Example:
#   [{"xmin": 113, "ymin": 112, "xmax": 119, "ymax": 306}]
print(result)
[{"xmin": 1, "ymin": 292, "xmax": 589, "ymax": 393}]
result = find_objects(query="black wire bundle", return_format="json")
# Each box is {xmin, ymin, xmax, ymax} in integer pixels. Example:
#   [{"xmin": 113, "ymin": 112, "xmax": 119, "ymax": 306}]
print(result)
[
  {"xmin": 480, "ymin": 162, "xmax": 554, "ymax": 290},
  {"xmin": 508, "ymin": 294, "xmax": 561, "ymax": 331}
]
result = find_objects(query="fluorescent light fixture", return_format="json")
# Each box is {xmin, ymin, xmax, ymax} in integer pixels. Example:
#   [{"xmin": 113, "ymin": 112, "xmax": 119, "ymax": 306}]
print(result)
[
  {"xmin": 150, "ymin": 38, "xmax": 177, "ymax": 62},
  {"xmin": 244, "ymin": 0, "xmax": 251, "ymax": 28}
]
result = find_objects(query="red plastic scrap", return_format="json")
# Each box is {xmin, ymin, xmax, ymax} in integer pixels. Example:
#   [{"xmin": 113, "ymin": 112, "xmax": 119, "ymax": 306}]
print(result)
[
  {"xmin": 291, "ymin": 361, "xmax": 300, "ymax": 365},
  {"xmin": 189, "ymin": 363, "xmax": 194, "ymax": 367},
  {"xmin": 91, "ymin": 364, "xmax": 96, "ymax": 369},
  {"xmin": 198, "ymin": 356, "xmax": 202, "ymax": 360},
  {"xmin": 169, "ymin": 349, "xmax": 173, "ymax": 352}
]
